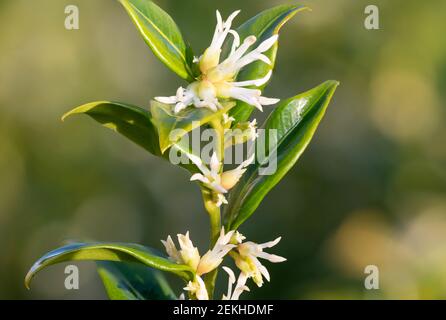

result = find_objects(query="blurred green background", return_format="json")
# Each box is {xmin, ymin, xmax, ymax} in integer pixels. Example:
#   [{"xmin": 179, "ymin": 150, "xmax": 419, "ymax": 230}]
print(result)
[{"xmin": 0, "ymin": 0, "xmax": 445, "ymax": 299}]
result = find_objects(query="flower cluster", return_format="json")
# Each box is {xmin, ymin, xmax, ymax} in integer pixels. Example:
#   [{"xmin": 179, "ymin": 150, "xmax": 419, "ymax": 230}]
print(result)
[
  {"xmin": 162, "ymin": 229, "xmax": 285, "ymax": 300},
  {"xmin": 162, "ymin": 228, "xmax": 235, "ymax": 299},
  {"xmin": 185, "ymin": 151, "xmax": 255, "ymax": 207},
  {"xmin": 156, "ymin": 10, "xmax": 282, "ymax": 207},
  {"xmin": 155, "ymin": 10, "xmax": 280, "ymax": 113}
]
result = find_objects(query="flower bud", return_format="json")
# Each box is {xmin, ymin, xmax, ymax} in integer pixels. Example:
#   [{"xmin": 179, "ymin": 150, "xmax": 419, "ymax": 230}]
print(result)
[
  {"xmin": 199, "ymin": 48, "xmax": 220, "ymax": 74},
  {"xmin": 230, "ymin": 231, "xmax": 246, "ymax": 245},
  {"xmin": 220, "ymin": 170, "xmax": 242, "ymax": 190},
  {"xmin": 177, "ymin": 233, "xmax": 201, "ymax": 270},
  {"xmin": 196, "ymin": 257, "xmax": 220, "ymax": 276}
]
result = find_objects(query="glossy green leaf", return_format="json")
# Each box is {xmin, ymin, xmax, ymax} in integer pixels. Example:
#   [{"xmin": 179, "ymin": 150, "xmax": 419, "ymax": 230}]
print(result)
[
  {"xmin": 25, "ymin": 242, "xmax": 194, "ymax": 289},
  {"xmin": 151, "ymin": 100, "xmax": 235, "ymax": 153},
  {"xmin": 62, "ymin": 101, "xmax": 201, "ymax": 173},
  {"xmin": 97, "ymin": 261, "xmax": 176, "ymax": 300},
  {"xmin": 62, "ymin": 101, "xmax": 161, "ymax": 156},
  {"xmin": 228, "ymin": 4, "xmax": 310, "ymax": 123},
  {"xmin": 118, "ymin": 0, "xmax": 194, "ymax": 81},
  {"xmin": 225, "ymin": 80, "xmax": 339, "ymax": 229}
]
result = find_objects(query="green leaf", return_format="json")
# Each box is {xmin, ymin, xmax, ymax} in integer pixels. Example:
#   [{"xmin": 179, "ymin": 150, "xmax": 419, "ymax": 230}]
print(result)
[
  {"xmin": 225, "ymin": 80, "xmax": 339, "ymax": 229},
  {"xmin": 62, "ymin": 101, "xmax": 201, "ymax": 174},
  {"xmin": 25, "ymin": 242, "xmax": 194, "ymax": 289},
  {"xmin": 228, "ymin": 4, "xmax": 310, "ymax": 123},
  {"xmin": 151, "ymin": 100, "xmax": 235, "ymax": 153},
  {"xmin": 118, "ymin": 0, "xmax": 194, "ymax": 81},
  {"xmin": 97, "ymin": 261, "xmax": 176, "ymax": 300},
  {"xmin": 62, "ymin": 101, "xmax": 161, "ymax": 156}
]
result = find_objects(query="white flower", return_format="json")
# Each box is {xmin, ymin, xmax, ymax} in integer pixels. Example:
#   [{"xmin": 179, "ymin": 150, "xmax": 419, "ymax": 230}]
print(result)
[
  {"xmin": 162, "ymin": 229, "xmax": 234, "ymax": 274},
  {"xmin": 231, "ymin": 235, "xmax": 286, "ymax": 287},
  {"xmin": 161, "ymin": 235, "xmax": 181, "ymax": 262},
  {"xmin": 189, "ymin": 151, "xmax": 227, "ymax": 194},
  {"xmin": 184, "ymin": 275, "xmax": 209, "ymax": 300},
  {"xmin": 199, "ymin": 10, "xmax": 241, "ymax": 73},
  {"xmin": 187, "ymin": 151, "xmax": 254, "ymax": 207},
  {"xmin": 222, "ymin": 266, "xmax": 250, "ymax": 300},
  {"xmin": 197, "ymin": 228, "xmax": 236, "ymax": 275},
  {"xmin": 155, "ymin": 10, "xmax": 279, "ymax": 113},
  {"xmin": 161, "ymin": 232, "xmax": 200, "ymax": 270},
  {"xmin": 162, "ymin": 228, "xmax": 236, "ymax": 300},
  {"xmin": 154, "ymin": 86, "xmax": 198, "ymax": 114}
]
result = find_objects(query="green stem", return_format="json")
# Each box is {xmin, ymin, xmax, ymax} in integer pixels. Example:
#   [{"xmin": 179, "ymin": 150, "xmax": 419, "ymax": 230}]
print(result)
[
  {"xmin": 202, "ymin": 119, "xmax": 225, "ymax": 299},
  {"xmin": 202, "ymin": 189, "xmax": 221, "ymax": 245},
  {"xmin": 201, "ymin": 189, "xmax": 221, "ymax": 298},
  {"xmin": 210, "ymin": 119, "xmax": 225, "ymax": 164}
]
